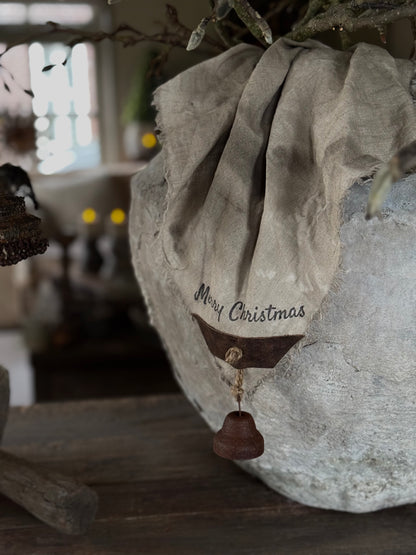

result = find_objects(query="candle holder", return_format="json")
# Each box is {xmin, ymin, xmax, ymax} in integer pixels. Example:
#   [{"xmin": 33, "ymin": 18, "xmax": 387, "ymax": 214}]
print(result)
[{"xmin": 80, "ymin": 208, "xmax": 103, "ymax": 276}]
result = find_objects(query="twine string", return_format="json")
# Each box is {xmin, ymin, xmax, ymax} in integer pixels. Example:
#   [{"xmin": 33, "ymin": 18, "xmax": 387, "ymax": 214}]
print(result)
[{"xmin": 225, "ymin": 347, "xmax": 244, "ymax": 416}]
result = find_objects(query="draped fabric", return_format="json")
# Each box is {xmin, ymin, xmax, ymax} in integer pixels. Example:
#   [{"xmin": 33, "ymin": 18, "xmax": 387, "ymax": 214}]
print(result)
[{"xmin": 153, "ymin": 39, "xmax": 416, "ymax": 338}]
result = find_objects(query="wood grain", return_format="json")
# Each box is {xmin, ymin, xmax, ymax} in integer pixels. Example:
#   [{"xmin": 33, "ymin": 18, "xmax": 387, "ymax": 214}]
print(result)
[
  {"xmin": 0, "ymin": 394, "xmax": 415, "ymax": 554},
  {"xmin": 0, "ymin": 450, "xmax": 97, "ymax": 535}
]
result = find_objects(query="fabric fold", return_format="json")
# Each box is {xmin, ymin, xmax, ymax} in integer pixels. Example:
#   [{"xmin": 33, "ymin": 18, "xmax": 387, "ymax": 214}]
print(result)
[{"xmin": 153, "ymin": 38, "xmax": 416, "ymax": 338}]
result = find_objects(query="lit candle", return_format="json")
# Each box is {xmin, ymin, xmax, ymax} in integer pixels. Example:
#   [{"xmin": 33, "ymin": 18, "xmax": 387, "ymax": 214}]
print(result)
[
  {"xmin": 81, "ymin": 207, "xmax": 100, "ymax": 238},
  {"xmin": 110, "ymin": 208, "xmax": 126, "ymax": 225},
  {"xmin": 80, "ymin": 208, "xmax": 103, "ymax": 274},
  {"xmin": 141, "ymin": 132, "xmax": 157, "ymax": 150},
  {"xmin": 109, "ymin": 208, "xmax": 127, "ymax": 237}
]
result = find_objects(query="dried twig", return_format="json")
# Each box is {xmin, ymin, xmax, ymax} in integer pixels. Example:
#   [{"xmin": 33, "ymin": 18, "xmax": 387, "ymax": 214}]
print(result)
[
  {"xmin": 366, "ymin": 140, "xmax": 416, "ymax": 219},
  {"xmin": 3, "ymin": 1, "xmax": 416, "ymax": 61},
  {"xmin": 215, "ymin": 0, "xmax": 235, "ymax": 20},
  {"xmin": 233, "ymin": 0, "xmax": 273, "ymax": 45},
  {"xmin": 0, "ymin": 9, "xmax": 225, "ymax": 62},
  {"xmin": 228, "ymin": 0, "xmax": 293, "ymax": 42},
  {"xmin": 166, "ymin": 4, "xmax": 224, "ymax": 51},
  {"xmin": 187, "ymin": 0, "xmax": 272, "ymax": 50},
  {"xmin": 287, "ymin": 1, "xmax": 416, "ymax": 41}
]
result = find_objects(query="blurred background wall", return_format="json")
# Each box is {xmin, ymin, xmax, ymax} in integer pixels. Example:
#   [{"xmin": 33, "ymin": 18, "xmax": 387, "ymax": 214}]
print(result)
[{"xmin": 0, "ymin": 0, "xmax": 413, "ymax": 406}]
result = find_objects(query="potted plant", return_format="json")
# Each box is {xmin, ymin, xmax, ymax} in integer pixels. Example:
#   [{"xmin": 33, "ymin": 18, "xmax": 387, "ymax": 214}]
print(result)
[
  {"xmin": 127, "ymin": 0, "xmax": 416, "ymax": 513},
  {"xmin": 5, "ymin": 0, "xmax": 416, "ymax": 513},
  {"xmin": 121, "ymin": 49, "xmax": 162, "ymax": 161}
]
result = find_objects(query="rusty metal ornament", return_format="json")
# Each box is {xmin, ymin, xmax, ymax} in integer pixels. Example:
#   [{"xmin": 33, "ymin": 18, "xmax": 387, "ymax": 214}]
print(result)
[
  {"xmin": 193, "ymin": 315, "xmax": 304, "ymax": 460},
  {"xmin": 213, "ymin": 345, "xmax": 264, "ymax": 461},
  {"xmin": 0, "ymin": 164, "xmax": 48, "ymax": 266},
  {"xmin": 193, "ymin": 315, "xmax": 304, "ymax": 461},
  {"xmin": 213, "ymin": 410, "xmax": 264, "ymax": 460}
]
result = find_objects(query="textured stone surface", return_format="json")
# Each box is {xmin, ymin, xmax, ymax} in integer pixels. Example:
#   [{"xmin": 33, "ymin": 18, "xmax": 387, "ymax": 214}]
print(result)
[{"xmin": 129, "ymin": 154, "xmax": 416, "ymax": 513}]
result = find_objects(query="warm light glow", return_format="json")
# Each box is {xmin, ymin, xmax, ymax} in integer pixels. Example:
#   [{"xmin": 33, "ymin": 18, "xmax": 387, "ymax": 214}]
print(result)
[
  {"xmin": 110, "ymin": 208, "xmax": 126, "ymax": 225},
  {"xmin": 82, "ymin": 208, "xmax": 97, "ymax": 224},
  {"xmin": 141, "ymin": 133, "xmax": 157, "ymax": 149}
]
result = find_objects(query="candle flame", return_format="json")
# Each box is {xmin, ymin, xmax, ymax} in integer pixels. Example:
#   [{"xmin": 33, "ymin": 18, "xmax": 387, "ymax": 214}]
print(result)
[
  {"xmin": 141, "ymin": 133, "xmax": 157, "ymax": 149},
  {"xmin": 82, "ymin": 208, "xmax": 97, "ymax": 224},
  {"xmin": 110, "ymin": 208, "xmax": 126, "ymax": 225}
]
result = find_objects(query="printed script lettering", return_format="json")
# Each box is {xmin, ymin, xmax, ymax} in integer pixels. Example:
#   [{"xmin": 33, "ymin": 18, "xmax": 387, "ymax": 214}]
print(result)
[
  {"xmin": 194, "ymin": 283, "xmax": 305, "ymax": 324},
  {"xmin": 194, "ymin": 283, "xmax": 224, "ymax": 322},
  {"xmin": 229, "ymin": 301, "xmax": 305, "ymax": 322}
]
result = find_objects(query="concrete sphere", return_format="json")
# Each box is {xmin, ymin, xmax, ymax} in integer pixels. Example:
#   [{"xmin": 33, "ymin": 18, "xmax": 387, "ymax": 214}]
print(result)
[{"xmin": 130, "ymin": 154, "xmax": 416, "ymax": 512}]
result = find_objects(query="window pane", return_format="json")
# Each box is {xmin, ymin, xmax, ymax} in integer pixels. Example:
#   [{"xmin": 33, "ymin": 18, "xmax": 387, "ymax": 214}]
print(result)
[
  {"xmin": 75, "ymin": 115, "xmax": 92, "ymax": 145},
  {"xmin": 0, "ymin": 44, "xmax": 32, "ymax": 116},
  {"xmin": 0, "ymin": 3, "xmax": 27, "ymax": 25},
  {"xmin": 28, "ymin": 41, "xmax": 100, "ymax": 174},
  {"xmin": 28, "ymin": 42, "xmax": 48, "ymax": 116},
  {"xmin": 72, "ymin": 44, "xmax": 91, "ymax": 115},
  {"xmin": 28, "ymin": 3, "xmax": 94, "ymax": 25},
  {"xmin": 0, "ymin": 38, "xmax": 100, "ymax": 174},
  {"xmin": 0, "ymin": 44, "xmax": 34, "ymax": 171}
]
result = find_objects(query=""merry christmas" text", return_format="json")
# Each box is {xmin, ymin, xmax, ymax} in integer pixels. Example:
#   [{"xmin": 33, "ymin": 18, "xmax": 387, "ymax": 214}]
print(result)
[{"xmin": 194, "ymin": 283, "xmax": 305, "ymax": 324}]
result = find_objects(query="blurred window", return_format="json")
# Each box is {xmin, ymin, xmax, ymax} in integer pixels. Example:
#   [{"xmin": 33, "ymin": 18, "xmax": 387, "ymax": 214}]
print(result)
[
  {"xmin": 28, "ymin": 3, "xmax": 94, "ymax": 25},
  {"xmin": 0, "ymin": 3, "xmax": 27, "ymax": 25},
  {"xmin": 0, "ymin": 2, "xmax": 100, "ymax": 174}
]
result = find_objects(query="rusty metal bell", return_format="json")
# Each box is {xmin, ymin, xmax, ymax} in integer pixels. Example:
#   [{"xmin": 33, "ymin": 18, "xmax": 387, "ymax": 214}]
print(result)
[
  {"xmin": 0, "ymin": 193, "xmax": 48, "ymax": 266},
  {"xmin": 213, "ymin": 411, "xmax": 264, "ymax": 460}
]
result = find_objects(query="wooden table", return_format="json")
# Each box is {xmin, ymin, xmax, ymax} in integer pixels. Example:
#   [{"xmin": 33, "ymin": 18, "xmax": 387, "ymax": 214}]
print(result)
[{"xmin": 1, "ymin": 394, "xmax": 415, "ymax": 554}]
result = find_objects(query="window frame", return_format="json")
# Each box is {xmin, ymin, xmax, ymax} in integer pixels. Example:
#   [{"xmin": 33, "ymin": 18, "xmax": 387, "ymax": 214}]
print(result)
[{"xmin": 0, "ymin": 0, "xmax": 120, "ymax": 170}]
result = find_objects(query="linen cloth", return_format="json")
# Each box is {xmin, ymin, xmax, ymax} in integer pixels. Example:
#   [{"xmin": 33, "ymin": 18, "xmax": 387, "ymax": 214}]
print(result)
[{"xmin": 153, "ymin": 39, "xmax": 416, "ymax": 337}]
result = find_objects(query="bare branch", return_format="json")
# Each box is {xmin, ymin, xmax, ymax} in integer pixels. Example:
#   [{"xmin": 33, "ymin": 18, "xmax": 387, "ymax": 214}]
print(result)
[
  {"xmin": 366, "ymin": 140, "xmax": 416, "ymax": 219},
  {"xmin": 215, "ymin": 0, "xmax": 235, "ymax": 20},
  {"xmin": 287, "ymin": 1, "xmax": 416, "ymax": 42},
  {"xmin": 0, "ymin": 9, "xmax": 226, "ymax": 62},
  {"xmin": 233, "ymin": 0, "xmax": 273, "ymax": 45},
  {"xmin": 166, "ymin": 4, "xmax": 225, "ymax": 51}
]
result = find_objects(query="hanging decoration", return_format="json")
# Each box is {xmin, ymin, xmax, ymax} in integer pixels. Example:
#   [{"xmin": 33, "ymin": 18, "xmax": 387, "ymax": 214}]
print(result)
[
  {"xmin": 213, "ymin": 346, "xmax": 264, "ymax": 460},
  {"xmin": 193, "ymin": 313, "xmax": 303, "ymax": 460}
]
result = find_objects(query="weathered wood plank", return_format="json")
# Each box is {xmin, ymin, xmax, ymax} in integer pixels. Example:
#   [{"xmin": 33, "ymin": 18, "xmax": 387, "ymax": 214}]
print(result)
[
  {"xmin": 0, "ymin": 395, "xmax": 414, "ymax": 554},
  {"xmin": 2, "ymin": 396, "xmax": 231, "ymax": 484},
  {"xmin": 3, "ymin": 396, "xmax": 198, "ymax": 446},
  {"xmin": 0, "ymin": 503, "xmax": 415, "ymax": 555},
  {"xmin": 0, "ymin": 450, "xmax": 97, "ymax": 535}
]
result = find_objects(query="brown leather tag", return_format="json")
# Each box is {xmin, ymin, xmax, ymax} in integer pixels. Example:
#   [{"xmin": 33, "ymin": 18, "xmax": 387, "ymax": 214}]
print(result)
[{"xmin": 193, "ymin": 314, "xmax": 303, "ymax": 369}]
